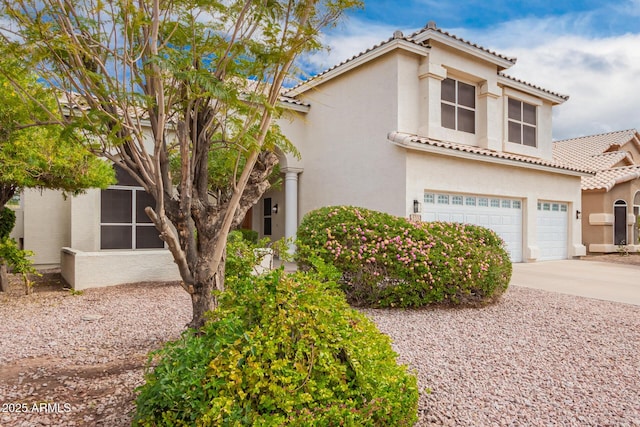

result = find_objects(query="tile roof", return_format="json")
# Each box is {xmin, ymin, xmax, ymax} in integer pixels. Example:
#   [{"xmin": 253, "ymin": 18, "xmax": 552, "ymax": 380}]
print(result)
[
  {"xmin": 285, "ymin": 32, "xmax": 429, "ymax": 94},
  {"xmin": 553, "ymin": 129, "xmax": 640, "ymax": 190},
  {"xmin": 388, "ymin": 131, "xmax": 592, "ymax": 174},
  {"xmin": 498, "ymin": 73, "xmax": 569, "ymax": 101},
  {"xmin": 553, "ymin": 129, "xmax": 639, "ymax": 169},
  {"xmin": 582, "ymin": 166, "xmax": 640, "ymax": 191},
  {"xmin": 407, "ymin": 23, "xmax": 516, "ymax": 64}
]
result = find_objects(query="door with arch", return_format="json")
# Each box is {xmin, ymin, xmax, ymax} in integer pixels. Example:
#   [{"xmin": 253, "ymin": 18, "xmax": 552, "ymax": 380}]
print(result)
[{"xmin": 614, "ymin": 199, "xmax": 627, "ymax": 245}]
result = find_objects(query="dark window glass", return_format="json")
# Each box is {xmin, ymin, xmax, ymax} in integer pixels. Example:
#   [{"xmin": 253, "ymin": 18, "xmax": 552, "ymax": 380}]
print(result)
[
  {"xmin": 101, "ymin": 225, "xmax": 132, "ymax": 249},
  {"xmin": 101, "ymin": 189, "xmax": 132, "ymax": 223},
  {"xmin": 441, "ymin": 103, "xmax": 456, "ymax": 129},
  {"xmin": 441, "ymin": 78, "xmax": 455, "ymax": 103},
  {"xmin": 263, "ymin": 198, "xmax": 272, "ymax": 217},
  {"xmin": 458, "ymin": 108, "xmax": 475, "ymax": 133},
  {"xmin": 508, "ymin": 121, "xmax": 521, "ymax": 144},
  {"xmin": 136, "ymin": 191, "xmax": 155, "ymax": 223},
  {"xmin": 114, "ymin": 164, "xmax": 139, "ymax": 186},
  {"xmin": 458, "ymin": 82, "xmax": 475, "ymax": 108},
  {"xmin": 263, "ymin": 217, "xmax": 272, "ymax": 235},
  {"xmin": 523, "ymin": 125, "xmax": 536, "ymax": 147},
  {"xmin": 508, "ymin": 98, "xmax": 521, "ymax": 120},
  {"xmin": 523, "ymin": 102, "xmax": 536, "ymax": 125},
  {"xmin": 136, "ymin": 226, "xmax": 164, "ymax": 249}
]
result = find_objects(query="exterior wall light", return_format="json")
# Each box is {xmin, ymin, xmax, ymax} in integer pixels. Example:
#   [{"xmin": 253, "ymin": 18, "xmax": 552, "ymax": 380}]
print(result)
[
  {"xmin": 272, "ymin": 204, "xmax": 279, "ymax": 214},
  {"xmin": 413, "ymin": 199, "xmax": 420, "ymax": 214},
  {"xmin": 576, "ymin": 210, "xmax": 581, "ymax": 220}
]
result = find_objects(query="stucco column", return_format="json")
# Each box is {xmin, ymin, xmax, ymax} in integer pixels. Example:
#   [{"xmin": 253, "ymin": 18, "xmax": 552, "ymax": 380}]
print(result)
[{"xmin": 284, "ymin": 169, "xmax": 301, "ymax": 253}]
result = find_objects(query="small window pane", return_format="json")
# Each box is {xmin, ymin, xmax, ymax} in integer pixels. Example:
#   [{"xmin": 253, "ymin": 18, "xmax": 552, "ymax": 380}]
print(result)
[
  {"xmin": 438, "ymin": 195, "xmax": 449, "ymax": 204},
  {"xmin": 543, "ymin": 203, "xmax": 551, "ymax": 211},
  {"xmin": 513, "ymin": 201, "xmax": 521, "ymax": 209},
  {"xmin": 491, "ymin": 199, "xmax": 500, "ymax": 208},
  {"xmin": 478, "ymin": 198, "xmax": 489, "ymax": 207},
  {"xmin": 441, "ymin": 78, "xmax": 456, "ymax": 103},
  {"xmin": 424, "ymin": 193, "xmax": 435, "ymax": 204},
  {"xmin": 264, "ymin": 217, "xmax": 272, "ymax": 235},
  {"xmin": 458, "ymin": 82, "xmax": 475, "ymax": 108},
  {"xmin": 101, "ymin": 225, "xmax": 132, "ymax": 249},
  {"xmin": 101, "ymin": 189, "xmax": 132, "ymax": 223},
  {"xmin": 263, "ymin": 198, "xmax": 272, "ymax": 217},
  {"xmin": 552, "ymin": 204, "xmax": 560, "ymax": 212},
  {"xmin": 136, "ymin": 226, "xmax": 165, "ymax": 249},
  {"xmin": 537, "ymin": 202, "xmax": 542, "ymax": 210},
  {"xmin": 452, "ymin": 195, "xmax": 463, "ymax": 205},
  {"xmin": 502, "ymin": 200, "xmax": 511, "ymax": 208},
  {"xmin": 523, "ymin": 103, "xmax": 536, "ymax": 125},
  {"xmin": 465, "ymin": 197, "xmax": 476, "ymax": 206},
  {"xmin": 508, "ymin": 121, "xmax": 521, "ymax": 144},
  {"xmin": 508, "ymin": 98, "xmax": 521, "ymax": 120},
  {"xmin": 136, "ymin": 191, "xmax": 156, "ymax": 223},
  {"xmin": 458, "ymin": 108, "xmax": 475, "ymax": 134},
  {"xmin": 560, "ymin": 204, "xmax": 568, "ymax": 212},
  {"xmin": 441, "ymin": 103, "xmax": 456, "ymax": 129},
  {"xmin": 523, "ymin": 125, "xmax": 536, "ymax": 147}
]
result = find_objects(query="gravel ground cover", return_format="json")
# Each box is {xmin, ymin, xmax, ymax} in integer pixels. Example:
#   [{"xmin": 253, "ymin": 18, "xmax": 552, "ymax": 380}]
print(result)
[{"xmin": 0, "ymin": 269, "xmax": 639, "ymax": 426}]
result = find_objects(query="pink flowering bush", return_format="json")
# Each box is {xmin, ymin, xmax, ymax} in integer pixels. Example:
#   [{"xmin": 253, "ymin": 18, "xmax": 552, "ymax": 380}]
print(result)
[{"xmin": 296, "ymin": 206, "xmax": 512, "ymax": 308}]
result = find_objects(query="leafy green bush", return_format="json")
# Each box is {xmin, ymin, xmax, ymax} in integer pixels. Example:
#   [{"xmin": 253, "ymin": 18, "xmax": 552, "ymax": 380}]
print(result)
[
  {"xmin": 133, "ymin": 270, "xmax": 418, "ymax": 426},
  {"xmin": 296, "ymin": 205, "xmax": 512, "ymax": 308},
  {"xmin": 0, "ymin": 207, "xmax": 16, "ymax": 239},
  {"xmin": 238, "ymin": 228, "xmax": 259, "ymax": 244}
]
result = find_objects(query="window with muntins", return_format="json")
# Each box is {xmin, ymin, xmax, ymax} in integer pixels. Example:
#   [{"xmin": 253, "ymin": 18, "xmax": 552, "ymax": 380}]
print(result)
[
  {"xmin": 441, "ymin": 78, "xmax": 476, "ymax": 134},
  {"xmin": 508, "ymin": 98, "xmax": 537, "ymax": 147},
  {"xmin": 100, "ymin": 165, "xmax": 164, "ymax": 250}
]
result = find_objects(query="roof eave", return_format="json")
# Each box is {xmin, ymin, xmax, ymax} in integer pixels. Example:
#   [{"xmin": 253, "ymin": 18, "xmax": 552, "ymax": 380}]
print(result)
[
  {"xmin": 498, "ymin": 75, "xmax": 568, "ymax": 105},
  {"xmin": 389, "ymin": 133, "xmax": 592, "ymax": 177},
  {"xmin": 286, "ymin": 39, "xmax": 429, "ymax": 97},
  {"xmin": 416, "ymin": 30, "xmax": 516, "ymax": 70}
]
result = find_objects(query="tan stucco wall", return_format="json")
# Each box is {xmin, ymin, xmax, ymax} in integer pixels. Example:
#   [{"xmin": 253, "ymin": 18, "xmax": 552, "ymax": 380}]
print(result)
[
  {"xmin": 406, "ymin": 151, "xmax": 585, "ymax": 261},
  {"xmin": 583, "ymin": 180, "xmax": 640, "ymax": 252},
  {"xmin": 23, "ymin": 189, "xmax": 71, "ymax": 266}
]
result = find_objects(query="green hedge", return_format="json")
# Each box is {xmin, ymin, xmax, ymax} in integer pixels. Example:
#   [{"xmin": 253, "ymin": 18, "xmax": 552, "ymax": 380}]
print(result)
[
  {"xmin": 296, "ymin": 205, "xmax": 512, "ymax": 308},
  {"xmin": 133, "ymin": 269, "xmax": 418, "ymax": 426}
]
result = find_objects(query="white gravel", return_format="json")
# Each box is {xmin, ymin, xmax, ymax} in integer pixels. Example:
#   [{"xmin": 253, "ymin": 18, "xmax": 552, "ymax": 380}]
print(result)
[{"xmin": 1, "ymin": 281, "xmax": 639, "ymax": 426}]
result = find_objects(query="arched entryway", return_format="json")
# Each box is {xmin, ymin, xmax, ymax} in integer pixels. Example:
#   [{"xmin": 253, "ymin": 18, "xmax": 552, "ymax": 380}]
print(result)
[{"xmin": 614, "ymin": 199, "xmax": 627, "ymax": 245}]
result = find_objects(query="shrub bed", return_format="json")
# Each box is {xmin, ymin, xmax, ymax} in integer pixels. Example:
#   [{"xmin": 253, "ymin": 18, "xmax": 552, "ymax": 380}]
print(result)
[
  {"xmin": 296, "ymin": 205, "xmax": 512, "ymax": 308},
  {"xmin": 133, "ymin": 269, "xmax": 418, "ymax": 426}
]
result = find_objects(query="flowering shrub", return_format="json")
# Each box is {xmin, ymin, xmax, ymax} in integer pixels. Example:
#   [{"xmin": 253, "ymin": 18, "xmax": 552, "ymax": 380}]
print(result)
[
  {"xmin": 296, "ymin": 206, "xmax": 512, "ymax": 308},
  {"xmin": 133, "ymin": 269, "xmax": 418, "ymax": 426}
]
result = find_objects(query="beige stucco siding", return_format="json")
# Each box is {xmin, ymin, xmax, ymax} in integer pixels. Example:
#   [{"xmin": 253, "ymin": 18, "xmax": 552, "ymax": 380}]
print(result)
[
  {"xmin": 294, "ymin": 53, "xmax": 408, "ymax": 218},
  {"xmin": 23, "ymin": 189, "xmax": 71, "ymax": 266},
  {"xmin": 405, "ymin": 150, "xmax": 584, "ymax": 260}
]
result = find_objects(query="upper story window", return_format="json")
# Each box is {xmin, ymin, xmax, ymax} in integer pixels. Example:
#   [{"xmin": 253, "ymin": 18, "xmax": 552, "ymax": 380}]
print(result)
[
  {"xmin": 508, "ymin": 98, "xmax": 537, "ymax": 147},
  {"xmin": 441, "ymin": 78, "xmax": 476, "ymax": 134},
  {"xmin": 100, "ymin": 165, "xmax": 164, "ymax": 250}
]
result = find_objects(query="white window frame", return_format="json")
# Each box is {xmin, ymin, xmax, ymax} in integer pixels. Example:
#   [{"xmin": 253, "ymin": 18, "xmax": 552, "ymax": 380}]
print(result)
[
  {"xmin": 507, "ymin": 97, "xmax": 537, "ymax": 147},
  {"xmin": 441, "ymin": 77, "xmax": 476, "ymax": 134}
]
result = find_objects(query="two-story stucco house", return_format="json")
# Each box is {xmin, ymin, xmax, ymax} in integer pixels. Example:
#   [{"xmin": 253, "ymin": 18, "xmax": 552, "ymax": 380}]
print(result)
[{"xmin": 11, "ymin": 22, "xmax": 589, "ymax": 289}]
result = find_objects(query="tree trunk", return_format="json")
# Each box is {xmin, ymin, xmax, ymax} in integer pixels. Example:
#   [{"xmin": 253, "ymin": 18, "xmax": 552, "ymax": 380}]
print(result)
[
  {"xmin": 0, "ymin": 263, "xmax": 8, "ymax": 292},
  {"xmin": 187, "ymin": 250, "xmax": 226, "ymax": 330}
]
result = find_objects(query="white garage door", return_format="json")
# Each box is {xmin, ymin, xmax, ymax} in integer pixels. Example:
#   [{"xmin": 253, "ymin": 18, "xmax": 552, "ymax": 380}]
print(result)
[
  {"xmin": 537, "ymin": 201, "xmax": 568, "ymax": 261},
  {"xmin": 422, "ymin": 192, "xmax": 523, "ymax": 262}
]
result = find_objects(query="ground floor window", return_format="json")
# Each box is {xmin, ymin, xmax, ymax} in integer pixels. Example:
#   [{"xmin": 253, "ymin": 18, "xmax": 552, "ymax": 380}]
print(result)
[{"xmin": 100, "ymin": 166, "xmax": 164, "ymax": 250}]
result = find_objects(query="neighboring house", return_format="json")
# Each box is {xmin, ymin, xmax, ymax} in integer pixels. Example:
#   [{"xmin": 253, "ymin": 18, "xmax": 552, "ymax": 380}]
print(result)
[
  {"xmin": 13, "ymin": 21, "xmax": 590, "ymax": 290},
  {"xmin": 553, "ymin": 129, "xmax": 640, "ymax": 253}
]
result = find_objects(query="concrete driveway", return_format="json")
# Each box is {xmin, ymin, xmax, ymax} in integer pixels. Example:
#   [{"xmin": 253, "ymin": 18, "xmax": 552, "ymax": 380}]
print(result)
[{"xmin": 511, "ymin": 260, "xmax": 640, "ymax": 306}]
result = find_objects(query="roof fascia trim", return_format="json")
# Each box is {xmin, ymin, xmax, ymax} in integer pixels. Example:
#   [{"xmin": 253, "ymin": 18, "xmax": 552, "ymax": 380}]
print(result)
[
  {"xmin": 415, "ymin": 30, "xmax": 516, "ymax": 70},
  {"xmin": 287, "ymin": 40, "xmax": 429, "ymax": 97},
  {"xmin": 498, "ymin": 75, "xmax": 568, "ymax": 104},
  {"xmin": 389, "ymin": 135, "xmax": 592, "ymax": 177}
]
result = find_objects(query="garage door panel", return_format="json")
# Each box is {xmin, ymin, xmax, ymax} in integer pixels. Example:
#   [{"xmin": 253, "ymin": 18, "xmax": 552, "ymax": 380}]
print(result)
[
  {"xmin": 537, "ymin": 202, "xmax": 568, "ymax": 261},
  {"xmin": 422, "ymin": 192, "xmax": 522, "ymax": 262}
]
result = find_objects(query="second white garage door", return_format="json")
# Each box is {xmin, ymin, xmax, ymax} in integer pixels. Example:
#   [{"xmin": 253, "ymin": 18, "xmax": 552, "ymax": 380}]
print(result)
[
  {"xmin": 421, "ymin": 192, "xmax": 523, "ymax": 262},
  {"xmin": 537, "ymin": 201, "xmax": 568, "ymax": 261}
]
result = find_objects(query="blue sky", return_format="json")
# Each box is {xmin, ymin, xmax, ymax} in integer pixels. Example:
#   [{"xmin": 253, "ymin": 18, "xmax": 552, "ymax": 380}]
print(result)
[{"xmin": 303, "ymin": 0, "xmax": 640, "ymax": 140}]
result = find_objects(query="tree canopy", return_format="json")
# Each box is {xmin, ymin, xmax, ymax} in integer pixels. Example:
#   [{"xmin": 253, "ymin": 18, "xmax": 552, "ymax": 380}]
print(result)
[{"xmin": 0, "ymin": 0, "xmax": 361, "ymax": 328}]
